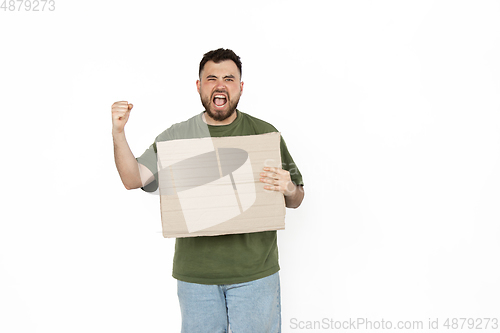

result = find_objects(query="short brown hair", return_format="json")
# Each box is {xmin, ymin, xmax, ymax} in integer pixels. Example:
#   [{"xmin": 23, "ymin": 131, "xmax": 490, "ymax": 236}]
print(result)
[{"xmin": 199, "ymin": 48, "xmax": 242, "ymax": 79}]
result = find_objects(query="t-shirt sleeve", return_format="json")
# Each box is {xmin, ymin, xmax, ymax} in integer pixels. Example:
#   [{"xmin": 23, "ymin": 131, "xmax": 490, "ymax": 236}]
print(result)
[
  {"xmin": 280, "ymin": 135, "xmax": 304, "ymax": 186},
  {"xmin": 136, "ymin": 141, "xmax": 159, "ymax": 192},
  {"xmin": 136, "ymin": 126, "xmax": 179, "ymax": 192}
]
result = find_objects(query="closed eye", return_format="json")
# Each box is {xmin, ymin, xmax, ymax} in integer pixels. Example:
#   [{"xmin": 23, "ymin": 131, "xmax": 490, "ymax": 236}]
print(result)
[{"xmin": 205, "ymin": 75, "xmax": 236, "ymax": 82}]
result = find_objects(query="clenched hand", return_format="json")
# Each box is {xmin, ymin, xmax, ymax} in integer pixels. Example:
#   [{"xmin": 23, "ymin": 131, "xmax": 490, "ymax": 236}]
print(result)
[{"xmin": 111, "ymin": 101, "xmax": 133, "ymax": 134}]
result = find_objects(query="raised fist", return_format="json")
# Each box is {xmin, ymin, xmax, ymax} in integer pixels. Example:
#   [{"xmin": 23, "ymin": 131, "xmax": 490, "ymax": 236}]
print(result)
[{"xmin": 111, "ymin": 101, "xmax": 133, "ymax": 133}]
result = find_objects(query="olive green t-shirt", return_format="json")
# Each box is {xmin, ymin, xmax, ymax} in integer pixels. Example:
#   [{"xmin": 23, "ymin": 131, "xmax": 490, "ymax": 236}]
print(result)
[{"xmin": 137, "ymin": 110, "xmax": 303, "ymax": 284}]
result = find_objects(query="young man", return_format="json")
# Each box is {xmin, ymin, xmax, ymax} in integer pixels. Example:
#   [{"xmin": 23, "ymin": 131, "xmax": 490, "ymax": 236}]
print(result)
[{"xmin": 111, "ymin": 49, "xmax": 304, "ymax": 332}]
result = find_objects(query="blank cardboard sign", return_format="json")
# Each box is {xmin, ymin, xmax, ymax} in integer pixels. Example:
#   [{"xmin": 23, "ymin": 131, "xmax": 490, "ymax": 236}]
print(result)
[{"xmin": 156, "ymin": 132, "xmax": 285, "ymax": 238}]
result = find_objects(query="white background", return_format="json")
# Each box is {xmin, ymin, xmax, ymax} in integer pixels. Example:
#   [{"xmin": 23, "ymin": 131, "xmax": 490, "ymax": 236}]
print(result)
[{"xmin": 1, "ymin": 0, "xmax": 500, "ymax": 332}]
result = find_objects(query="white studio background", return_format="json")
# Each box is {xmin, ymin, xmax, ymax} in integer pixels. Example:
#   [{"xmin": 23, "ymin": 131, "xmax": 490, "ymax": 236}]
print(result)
[{"xmin": 1, "ymin": 1, "xmax": 499, "ymax": 332}]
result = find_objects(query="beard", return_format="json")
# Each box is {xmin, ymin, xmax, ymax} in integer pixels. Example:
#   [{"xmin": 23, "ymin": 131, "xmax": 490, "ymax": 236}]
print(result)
[{"xmin": 200, "ymin": 91, "xmax": 241, "ymax": 122}]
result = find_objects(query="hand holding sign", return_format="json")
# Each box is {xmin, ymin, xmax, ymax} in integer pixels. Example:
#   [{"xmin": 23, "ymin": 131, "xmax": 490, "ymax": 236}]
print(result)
[{"xmin": 260, "ymin": 167, "xmax": 296, "ymax": 196}]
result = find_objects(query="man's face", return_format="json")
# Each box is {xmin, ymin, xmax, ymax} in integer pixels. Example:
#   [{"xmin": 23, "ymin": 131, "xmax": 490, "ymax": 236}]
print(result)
[{"xmin": 197, "ymin": 60, "xmax": 244, "ymax": 122}]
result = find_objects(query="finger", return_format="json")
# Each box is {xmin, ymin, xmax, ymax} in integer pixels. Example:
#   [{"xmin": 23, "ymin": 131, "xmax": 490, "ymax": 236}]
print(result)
[
  {"xmin": 261, "ymin": 174, "xmax": 280, "ymax": 184},
  {"xmin": 263, "ymin": 167, "xmax": 286, "ymax": 175},
  {"xmin": 260, "ymin": 172, "xmax": 279, "ymax": 179},
  {"xmin": 112, "ymin": 108, "xmax": 127, "ymax": 115},
  {"xmin": 113, "ymin": 101, "xmax": 128, "ymax": 107},
  {"xmin": 113, "ymin": 108, "xmax": 130, "ymax": 116},
  {"xmin": 264, "ymin": 184, "xmax": 282, "ymax": 193},
  {"xmin": 128, "ymin": 103, "xmax": 133, "ymax": 110},
  {"xmin": 260, "ymin": 177, "xmax": 280, "ymax": 186},
  {"xmin": 112, "ymin": 104, "xmax": 129, "ymax": 112}
]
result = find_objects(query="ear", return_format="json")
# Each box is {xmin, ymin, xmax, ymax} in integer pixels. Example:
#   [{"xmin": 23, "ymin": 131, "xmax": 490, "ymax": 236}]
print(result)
[
  {"xmin": 196, "ymin": 80, "xmax": 201, "ymax": 93},
  {"xmin": 240, "ymin": 81, "xmax": 244, "ymax": 95}
]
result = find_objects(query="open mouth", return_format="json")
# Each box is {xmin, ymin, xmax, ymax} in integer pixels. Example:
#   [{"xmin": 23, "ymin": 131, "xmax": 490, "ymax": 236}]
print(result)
[{"xmin": 212, "ymin": 94, "xmax": 228, "ymax": 108}]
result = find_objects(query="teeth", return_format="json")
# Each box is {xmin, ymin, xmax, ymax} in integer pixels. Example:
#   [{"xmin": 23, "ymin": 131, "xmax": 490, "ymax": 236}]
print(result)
[{"xmin": 214, "ymin": 95, "xmax": 226, "ymax": 98}]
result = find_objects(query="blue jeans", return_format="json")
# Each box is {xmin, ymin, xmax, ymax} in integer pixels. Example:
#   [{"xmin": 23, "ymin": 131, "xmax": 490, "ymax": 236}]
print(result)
[{"xmin": 177, "ymin": 272, "xmax": 281, "ymax": 333}]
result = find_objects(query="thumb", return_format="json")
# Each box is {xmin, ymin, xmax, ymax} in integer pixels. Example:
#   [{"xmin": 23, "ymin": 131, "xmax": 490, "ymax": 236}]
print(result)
[{"xmin": 128, "ymin": 103, "xmax": 133, "ymax": 110}]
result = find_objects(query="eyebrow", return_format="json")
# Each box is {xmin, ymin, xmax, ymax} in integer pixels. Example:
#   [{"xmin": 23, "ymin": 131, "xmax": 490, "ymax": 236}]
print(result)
[{"xmin": 206, "ymin": 74, "xmax": 236, "ymax": 80}]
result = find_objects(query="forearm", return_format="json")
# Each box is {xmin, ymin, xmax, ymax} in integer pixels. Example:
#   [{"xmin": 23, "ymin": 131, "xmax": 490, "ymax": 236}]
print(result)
[
  {"xmin": 285, "ymin": 184, "xmax": 304, "ymax": 209},
  {"xmin": 113, "ymin": 130, "xmax": 142, "ymax": 190}
]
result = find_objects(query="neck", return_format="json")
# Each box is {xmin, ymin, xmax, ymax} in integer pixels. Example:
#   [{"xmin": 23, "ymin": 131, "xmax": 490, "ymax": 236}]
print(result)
[{"xmin": 202, "ymin": 110, "xmax": 238, "ymax": 126}]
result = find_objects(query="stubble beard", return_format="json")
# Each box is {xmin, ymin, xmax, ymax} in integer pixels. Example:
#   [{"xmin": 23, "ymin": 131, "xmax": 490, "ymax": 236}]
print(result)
[{"xmin": 200, "ymin": 92, "xmax": 240, "ymax": 122}]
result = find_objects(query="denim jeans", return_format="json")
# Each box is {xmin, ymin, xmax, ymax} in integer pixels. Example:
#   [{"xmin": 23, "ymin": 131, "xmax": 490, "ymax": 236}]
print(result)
[{"xmin": 177, "ymin": 272, "xmax": 281, "ymax": 333}]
